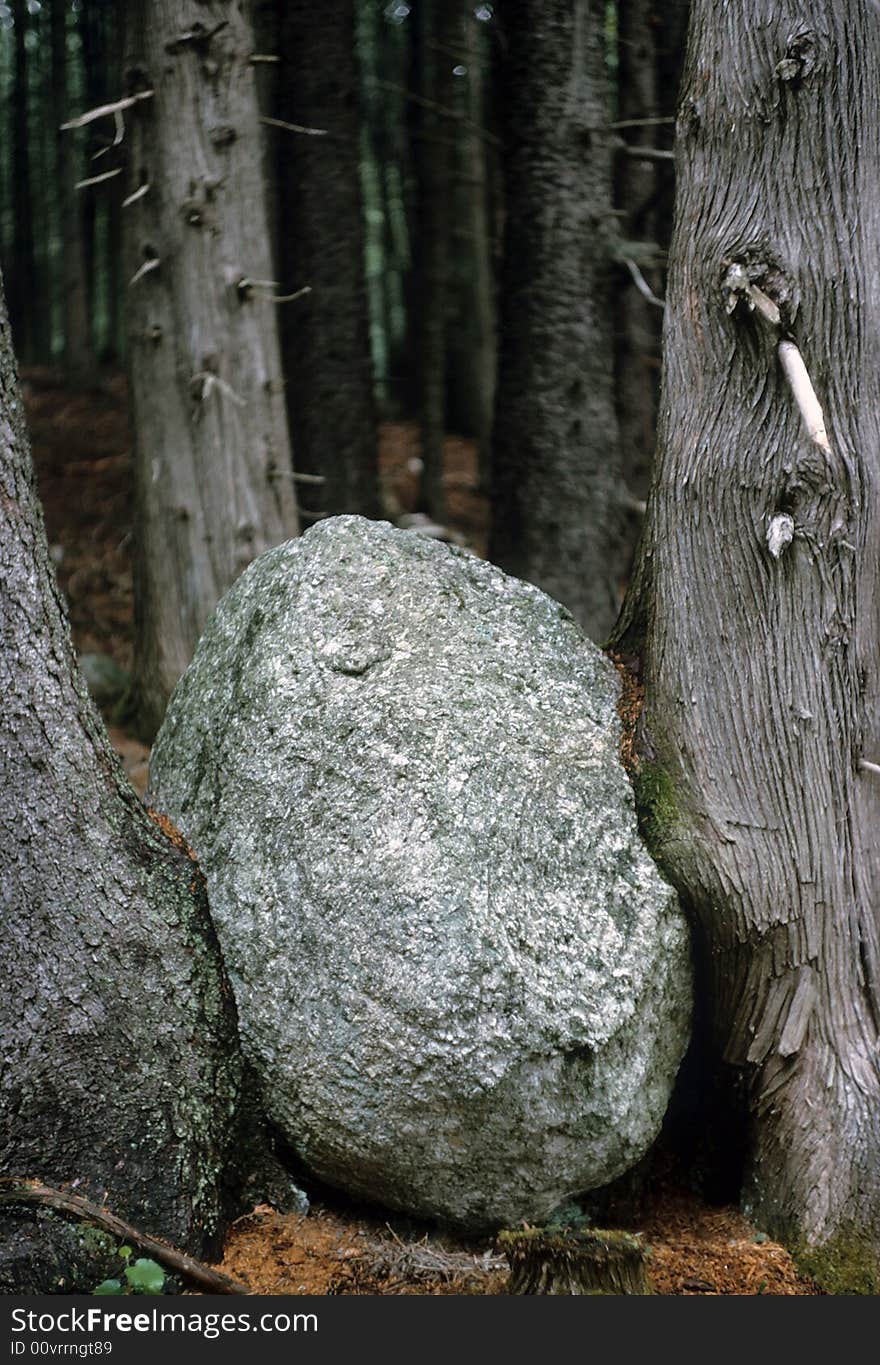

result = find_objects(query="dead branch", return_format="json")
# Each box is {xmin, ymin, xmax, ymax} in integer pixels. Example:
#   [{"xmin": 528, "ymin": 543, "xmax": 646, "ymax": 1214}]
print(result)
[
  {"xmin": 619, "ymin": 144, "xmax": 675, "ymax": 163},
  {"xmin": 62, "ymin": 91, "xmax": 155, "ymax": 131},
  {"xmin": 76, "ymin": 168, "xmax": 123, "ymax": 191},
  {"xmin": 610, "ymin": 115, "xmax": 676, "ymax": 130},
  {"xmin": 623, "ymin": 257, "xmax": 665, "ymax": 310},
  {"xmin": 260, "ymin": 115, "xmax": 327, "ymax": 138},
  {"xmin": 0, "ymin": 1179, "xmax": 249, "ymax": 1295}
]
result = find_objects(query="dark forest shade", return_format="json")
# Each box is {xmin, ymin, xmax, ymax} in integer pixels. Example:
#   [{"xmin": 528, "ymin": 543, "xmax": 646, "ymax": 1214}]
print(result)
[
  {"xmin": 615, "ymin": 0, "xmax": 880, "ymax": 1285},
  {"xmin": 0, "ymin": 273, "xmax": 248, "ymax": 1290},
  {"xmin": 490, "ymin": 0, "xmax": 623, "ymax": 642},
  {"xmin": 274, "ymin": 0, "xmax": 379, "ymax": 521}
]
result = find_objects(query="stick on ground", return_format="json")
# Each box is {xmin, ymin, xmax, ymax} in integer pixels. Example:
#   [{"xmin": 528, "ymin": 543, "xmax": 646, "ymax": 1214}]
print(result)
[{"xmin": 0, "ymin": 1178, "xmax": 249, "ymax": 1295}]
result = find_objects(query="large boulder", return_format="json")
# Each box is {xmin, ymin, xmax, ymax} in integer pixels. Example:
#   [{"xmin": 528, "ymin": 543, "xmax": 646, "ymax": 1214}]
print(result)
[{"xmin": 149, "ymin": 517, "xmax": 691, "ymax": 1232}]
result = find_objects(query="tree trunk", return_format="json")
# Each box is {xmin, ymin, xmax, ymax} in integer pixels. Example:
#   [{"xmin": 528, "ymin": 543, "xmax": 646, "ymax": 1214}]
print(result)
[
  {"xmin": 9, "ymin": 0, "xmax": 35, "ymax": 363},
  {"xmin": 615, "ymin": 0, "xmax": 662, "ymax": 513},
  {"xmin": 274, "ymin": 0, "xmax": 379, "ymax": 521},
  {"xmin": 614, "ymin": 0, "xmax": 880, "ymax": 1288},
  {"xmin": 51, "ymin": 0, "xmax": 94, "ymax": 378},
  {"xmin": 412, "ymin": 0, "xmax": 457, "ymax": 523},
  {"xmin": 489, "ymin": 0, "xmax": 623, "ymax": 642},
  {"xmin": 446, "ymin": 6, "xmax": 496, "ymax": 492},
  {"xmin": 122, "ymin": 0, "xmax": 298, "ymax": 740},
  {"xmin": 79, "ymin": 0, "xmax": 106, "ymax": 351},
  {"xmin": 0, "ymin": 274, "xmax": 249, "ymax": 1291}
]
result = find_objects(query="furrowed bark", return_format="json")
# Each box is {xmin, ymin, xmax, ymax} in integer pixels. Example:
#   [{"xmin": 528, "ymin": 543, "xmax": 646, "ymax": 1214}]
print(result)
[
  {"xmin": 274, "ymin": 0, "xmax": 379, "ymax": 521},
  {"xmin": 490, "ymin": 0, "xmax": 623, "ymax": 641},
  {"xmin": 123, "ymin": 0, "xmax": 298, "ymax": 739},
  {"xmin": 0, "ymin": 273, "xmax": 250, "ymax": 1292},
  {"xmin": 615, "ymin": 0, "xmax": 880, "ymax": 1287}
]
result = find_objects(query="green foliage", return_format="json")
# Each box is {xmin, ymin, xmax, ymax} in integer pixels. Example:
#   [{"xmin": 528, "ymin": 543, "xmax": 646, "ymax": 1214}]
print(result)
[
  {"xmin": 546, "ymin": 1202, "xmax": 592, "ymax": 1231},
  {"xmin": 124, "ymin": 1259, "xmax": 166, "ymax": 1294},
  {"xmin": 92, "ymin": 1280, "xmax": 123, "ymax": 1296},
  {"xmin": 91, "ymin": 1254, "xmax": 167, "ymax": 1296}
]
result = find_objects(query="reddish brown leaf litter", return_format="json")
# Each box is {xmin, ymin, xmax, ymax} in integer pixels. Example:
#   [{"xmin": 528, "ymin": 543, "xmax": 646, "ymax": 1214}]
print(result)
[{"xmin": 215, "ymin": 1186, "xmax": 817, "ymax": 1295}]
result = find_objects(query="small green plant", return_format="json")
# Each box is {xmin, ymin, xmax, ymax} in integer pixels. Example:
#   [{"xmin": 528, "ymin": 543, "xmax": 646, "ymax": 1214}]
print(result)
[
  {"xmin": 92, "ymin": 1255, "xmax": 166, "ymax": 1296},
  {"xmin": 125, "ymin": 1259, "xmax": 167, "ymax": 1294}
]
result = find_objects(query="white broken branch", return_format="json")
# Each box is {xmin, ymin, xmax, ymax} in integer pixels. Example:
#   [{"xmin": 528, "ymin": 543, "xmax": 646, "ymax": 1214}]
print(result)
[
  {"xmin": 122, "ymin": 183, "xmax": 150, "ymax": 208},
  {"xmin": 620, "ymin": 144, "xmax": 675, "ymax": 163},
  {"xmin": 62, "ymin": 90, "xmax": 155, "ymax": 131},
  {"xmin": 193, "ymin": 372, "xmax": 246, "ymax": 407},
  {"xmin": 271, "ymin": 285, "xmax": 311, "ymax": 304},
  {"xmin": 239, "ymin": 279, "xmax": 311, "ymax": 304},
  {"xmin": 260, "ymin": 115, "xmax": 328, "ymax": 137},
  {"xmin": 250, "ymin": 54, "xmax": 280, "ymax": 63},
  {"xmin": 623, "ymin": 257, "xmax": 665, "ymax": 310},
  {"xmin": 129, "ymin": 258, "xmax": 160, "ymax": 287},
  {"xmin": 723, "ymin": 262, "xmax": 832, "ymax": 455},
  {"xmin": 858, "ymin": 759, "xmax": 880, "ymax": 777},
  {"xmin": 91, "ymin": 108, "xmax": 126, "ymax": 160},
  {"xmin": 76, "ymin": 167, "xmax": 123, "ymax": 191},
  {"xmin": 777, "ymin": 339, "xmax": 831, "ymax": 454}
]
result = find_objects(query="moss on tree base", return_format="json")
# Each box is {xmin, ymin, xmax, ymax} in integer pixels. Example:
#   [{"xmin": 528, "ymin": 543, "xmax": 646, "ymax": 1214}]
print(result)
[{"xmin": 794, "ymin": 1229, "xmax": 880, "ymax": 1295}]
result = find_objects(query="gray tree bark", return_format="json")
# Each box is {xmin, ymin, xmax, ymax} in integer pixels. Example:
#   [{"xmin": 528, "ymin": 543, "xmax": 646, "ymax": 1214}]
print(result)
[
  {"xmin": 489, "ymin": 0, "xmax": 623, "ymax": 642},
  {"xmin": 273, "ymin": 0, "xmax": 379, "ymax": 523},
  {"xmin": 0, "ymin": 274, "xmax": 249, "ymax": 1292},
  {"xmin": 123, "ymin": 0, "xmax": 298, "ymax": 739},
  {"xmin": 614, "ymin": 0, "xmax": 880, "ymax": 1287}
]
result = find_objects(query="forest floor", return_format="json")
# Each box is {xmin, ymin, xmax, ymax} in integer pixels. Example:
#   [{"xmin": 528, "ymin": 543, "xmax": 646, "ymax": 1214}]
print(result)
[{"xmin": 24, "ymin": 368, "xmax": 819, "ymax": 1296}]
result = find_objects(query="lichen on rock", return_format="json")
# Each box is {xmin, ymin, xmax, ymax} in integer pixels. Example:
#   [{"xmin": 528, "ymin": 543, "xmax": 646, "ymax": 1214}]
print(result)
[{"xmin": 149, "ymin": 516, "xmax": 692, "ymax": 1232}]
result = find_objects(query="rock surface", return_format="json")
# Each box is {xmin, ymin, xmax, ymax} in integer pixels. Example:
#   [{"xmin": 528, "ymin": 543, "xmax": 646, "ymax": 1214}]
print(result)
[{"xmin": 149, "ymin": 517, "xmax": 691, "ymax": 1231}]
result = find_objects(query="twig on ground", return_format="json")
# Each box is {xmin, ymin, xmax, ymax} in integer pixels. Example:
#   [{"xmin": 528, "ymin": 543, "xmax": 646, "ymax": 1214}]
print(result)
[{"xmin": 0, "ymin": 1178, "xmax": 249, "ymax": 1295}]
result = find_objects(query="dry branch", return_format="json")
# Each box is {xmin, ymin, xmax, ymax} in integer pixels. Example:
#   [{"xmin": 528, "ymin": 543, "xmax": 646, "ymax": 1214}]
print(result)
[
  {"xmin": 61, "ymin": 91, "xmax": 155, "ymax": 131},
  {"xmin": 0, "ymin": 1179, "xmax": 249, "ymax": 1295}
]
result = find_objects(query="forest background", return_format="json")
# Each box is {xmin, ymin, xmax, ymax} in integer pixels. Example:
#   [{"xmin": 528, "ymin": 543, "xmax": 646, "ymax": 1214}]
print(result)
[{"xmin": 3, "ymin": 0, "xmax": 878, "ymax": 1298}]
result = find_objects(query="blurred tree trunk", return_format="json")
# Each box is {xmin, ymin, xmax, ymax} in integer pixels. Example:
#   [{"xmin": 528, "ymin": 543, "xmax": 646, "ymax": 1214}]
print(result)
[
  {"xmin": 123, "ymin": 0, "xmax": 298, "ymax": 740},
  {"xmin": 274, "ymin": 0, "xmax": 378, "ymax": 521},
  {"xmin": 446, "ymin": 7, "xmax": 496, "ymax": 493},
  {"xmin": 9, "ymin": 0, "xmax": 35, "ymax": 363},
  {"xmin": 79, "ymin": 0, "xmax": 104, "ymax": 346},
  {"xmin": 51, "ymin": 0, "xmax": 93, "ymax": 377},
  {"xmin": 615, "ymin": 0, "xmax": 662, "ymax": 511},
  {"xmin": 614, "ymin": 0, "xmax": 880, "ymax": 1288},
  {"xmin": 0, "ymin": 273, "xmax": 249, "ymax": 1292},
  {"xmin": 412, "ymin": 0, "xmax": 458, "ymax": 522},
  {"xmin": 490, "ymin": 0, "xmax": 622, "ymax": 641}
]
